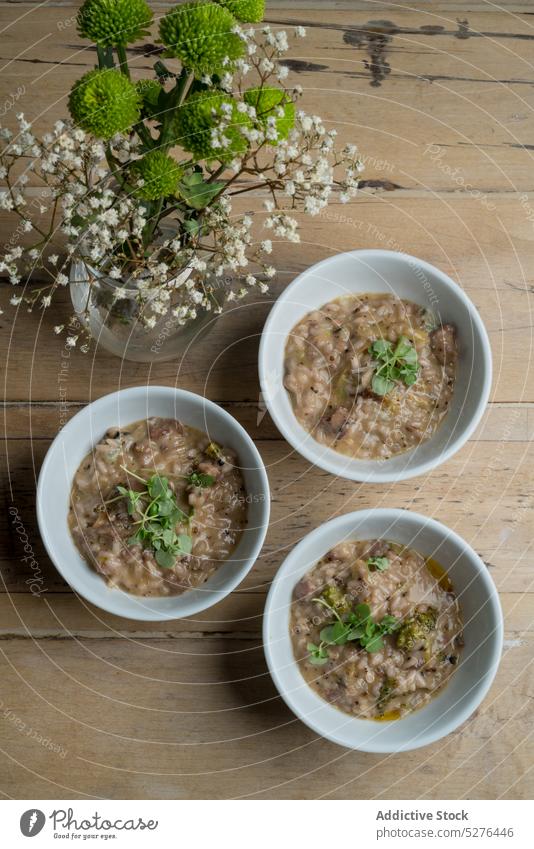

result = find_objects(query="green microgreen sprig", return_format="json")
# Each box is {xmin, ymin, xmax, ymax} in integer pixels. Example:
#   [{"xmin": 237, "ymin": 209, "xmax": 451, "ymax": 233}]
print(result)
[
  {"xmin": 186, "ymin": 471, "xmax": 215, "ymax": 488},
  {"xmin": 307, "ymin": 596, "xmax": 399, "ymax": 665},
  {"xmin": 368, "ymin": 335, "xmax": 419, "ymax": 396},
  {"xmin": 114, "ymin": 465, "xmax": 192, "ymax": 569},
  {"xmin": 367, "ymin": 556, "xmax": 389, "ymax": 572}
]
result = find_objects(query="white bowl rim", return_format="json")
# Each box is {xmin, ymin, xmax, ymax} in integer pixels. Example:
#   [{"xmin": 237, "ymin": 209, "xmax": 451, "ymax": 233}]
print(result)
[
  {"xmin": 258, "ymin": 249, "xmax": 493, "ymax": 483},
  {"xmin": 36, "ymin": 385, "xmax": 270, "ymax": 619},
  {"xmin": 263, "ymin": 507, "xmax": 504, "ymax": 752}
]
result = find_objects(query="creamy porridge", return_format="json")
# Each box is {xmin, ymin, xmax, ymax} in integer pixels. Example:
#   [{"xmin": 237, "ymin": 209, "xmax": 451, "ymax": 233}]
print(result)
[
  {"xmin": 69, "ymin": 418, "xmax": 247, "ymax": 596},
  {"xmin": 291, "ymin": 540, "xmax": 463, "ymax": 720},
  {"xmin": 284, "ymin": 293, "xmax": 457, "ymax": 459}
]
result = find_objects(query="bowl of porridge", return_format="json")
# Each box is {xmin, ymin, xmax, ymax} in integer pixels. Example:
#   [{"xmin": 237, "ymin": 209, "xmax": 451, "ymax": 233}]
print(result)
[
  {"xmin": 263, "ymin": 509, "xmax": 503, "ymax": 751},
  {"xmin": 37, "ymin": 386, "xmax": 270, "ymax": 620},
  {"xmin": 259, "ymin": 250, "xmax": 492, "ymax": 482}
]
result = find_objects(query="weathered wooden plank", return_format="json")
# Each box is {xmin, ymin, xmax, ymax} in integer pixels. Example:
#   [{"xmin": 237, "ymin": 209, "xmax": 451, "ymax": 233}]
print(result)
[
  {"xmin": 0, "ymin": 589, "xmax": 530, "ymax": 637},
  {"xmin": 2, "ymin": 437, "xmax": 534, "ymax": 594},
  {"xmin": 0, "ymin": 605, "xmax": 532, "ymax": 800},
  {"xmin": 2, "ymin": 194, "xmax": 534, "ymax": 403},
  {"xmin": 1, "ymin": 8, "xmax": 534, "ymax": 191},
  {"xmin": 3, "ymin": 400, "xmax": 532, "ymax": 441},
  {"xmin": 1, "ymin": 0, "xmax": 533, "ymax": 803}
]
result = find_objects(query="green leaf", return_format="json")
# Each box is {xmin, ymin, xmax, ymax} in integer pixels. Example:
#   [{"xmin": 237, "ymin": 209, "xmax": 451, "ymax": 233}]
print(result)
[
  {"xmin": 187, "ymin": 471, "xmax": 215, "ymax": 488},
  {"xmin": 155, "ymin": 549, "xmax": 176, "ymax": 569},
  {"xmin": 158, "ymin": 499, "xmax": 176, "ymax": 517},
  {"xmin": 372, "ymin": 373, "xmax": 395, "ymax": 396},
  {"xmin": 147, "ymin": 475, "xmax": 169, "ymax": 499},
  {"xmin": 183, "ymin": 217, "xmax": 201, "ymax": 238},
  {"xmin": 367, "ymin": 556, "xmax": 389, "ymax": 572},
  {"xmin": 177, "ymin": 534, "xmax": 193, "ymax": 554},
  {"xmin": 402, "ymin": 370, "xmax": 418, "ymax": 386},
  {"xmin": 345, "ymin": 625, "xmax": 365, "ymax": 641},
  {"xmin": 352, "ymin": 603, "xmax": 371, "ymax": 624},
  {"xmin": 364, "ymin": 634, "xmax": 384, "ymax": 653},
  {"xmin": 162, "ymin": 528, "xmax": 176, "ymax": 546},
  {"xmin": 307, "ymin": 642, "xmax": 329, "ymax": 665},
  {"xmin": 370, "ymin": 339, "xmax": 391, "ymax": 357},
  {"xmin": 320, "ymin": 621, "xmax": 349, "ymax": 645},
  {"xmin": 178, "ymin": 172, "xmax": 226, "ymax": 210},
  {"xmin": 379, "ymin": 615, "xmax": 400, "ymax": 634}
]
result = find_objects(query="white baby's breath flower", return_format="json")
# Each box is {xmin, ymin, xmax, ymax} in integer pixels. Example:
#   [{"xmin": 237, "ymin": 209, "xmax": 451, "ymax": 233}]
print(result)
[
  {"xmin": 259, "ymin": 58, "xmax": 275, "ymax": 74},
  {"xmin": 0, "ymin": 192, "xmax": 14, "ymax": 211}
]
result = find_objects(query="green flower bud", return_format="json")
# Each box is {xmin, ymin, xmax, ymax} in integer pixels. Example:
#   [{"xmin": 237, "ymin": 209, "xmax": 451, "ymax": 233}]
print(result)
[
  {"xmin": 136, "ymin": 78, "xmax": 162, "ymax": 118},
  {"xmin": 244, "ymin": 86, "xmax": 295, "ymax": 142},
  {"xmin": 159, "ymin": 1, "xmax": 244, "ymax": 77},
  {"xmin": 215, "ymin": 0, "xmax": 264, "ymax": 23},
  {"xmin": 173, "ymin": 90, "xmax": 251, "ymax": 162},
  {"xmin": 77, "ymin": 0, "xmax": 153, "ymax": 47},
  {"xmin": 129, "ymin": 150, "xmax": 183, "ymax": 200},
  {"xmin": 68, "ymin": 69, "xmax": 141, "ymax": 139}
]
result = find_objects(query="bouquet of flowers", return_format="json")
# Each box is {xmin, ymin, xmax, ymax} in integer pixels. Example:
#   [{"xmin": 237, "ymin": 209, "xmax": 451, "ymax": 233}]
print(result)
[{"xmin": 0, "ymin": 0, "xmax": 362, "ymax": 356}]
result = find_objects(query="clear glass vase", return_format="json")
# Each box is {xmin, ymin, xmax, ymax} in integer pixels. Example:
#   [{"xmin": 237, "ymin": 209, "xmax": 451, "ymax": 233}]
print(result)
[{"xmin": 69, "ymin": 259, "xmax": 218, "ymax": 363}]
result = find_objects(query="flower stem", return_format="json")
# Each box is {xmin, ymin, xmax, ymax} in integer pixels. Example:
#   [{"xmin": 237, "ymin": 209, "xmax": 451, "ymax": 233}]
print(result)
[{"xmin": 116, "ymin": 44, "xmax": 130, "ymax": 79}]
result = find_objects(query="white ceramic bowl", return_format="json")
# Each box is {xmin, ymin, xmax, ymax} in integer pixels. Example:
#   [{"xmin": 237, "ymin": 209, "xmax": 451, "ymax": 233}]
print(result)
[
  {"xmin": 259, "ymin": 249, "xmax": 492, "ymax": 482},
  {"xmin": 263, "ymin": 509, "xmax": 503, "ymax": 752},
  {"xmin": 37, "ymin": 386, "xmax": 270, "ymax": 620}
]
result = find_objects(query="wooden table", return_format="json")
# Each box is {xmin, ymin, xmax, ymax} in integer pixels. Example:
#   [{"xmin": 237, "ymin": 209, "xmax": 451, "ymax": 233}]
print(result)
[{"xmin": 1, "ymin": 1, "xmax": 533, "ymax": 800}]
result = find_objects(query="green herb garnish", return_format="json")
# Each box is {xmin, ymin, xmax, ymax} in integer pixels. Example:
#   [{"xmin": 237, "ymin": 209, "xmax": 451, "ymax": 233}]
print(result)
[
  {"xmin": 307, "ymin": 642, "xmax": 329, "ymax": 665},
  {"xmin": 367, "ymin": 556, "xmax": 389, "ymax": 572},
  {"xmin": 368, "ymin": 335, "xmax": 419, "ymax": 396},
  {"xmin": 307, "ymin": 597, "xmax": 400, "ymax": 664},
  {"xmin": 186, "ymin": 471, "xmax": 215, "ymax": 488},
  {"xmin": 116, "ymin": 466, "xmax": 192, "ymax": 569},
  {"xmin": 377, "ymin": 678, "xmax": 397, "ymax": 712}
]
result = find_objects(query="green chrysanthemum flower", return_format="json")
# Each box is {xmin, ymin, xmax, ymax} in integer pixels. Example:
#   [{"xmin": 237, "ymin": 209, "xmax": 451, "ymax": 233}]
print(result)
[
  {"xmin": 77, "ymin": 0, "xmax": 153, "ymax": 47},
  {"xmin": 159, "ymin": 1, "xmax": 244, "ymax": 77},
  {"xmin": 68, "ymin": 69, "xmax": 141, "ymax": 139},
  {"xmin": 244, "ymin": 86, "xmax": 295, "ymax": 142},
  {"xmin": 136, "ymin": 78, "xmax": 162, "ymax": 117},
  {"xmin": 173, "ymin": 90, "xmax": 251, "ymax": 162},
  {"xmin": 129, "ymin": 150, "xmax": 183, "ymax": 200},
  {"xmin": 215, "ymin": 0, "xmax": 264, "ymax": 23}
]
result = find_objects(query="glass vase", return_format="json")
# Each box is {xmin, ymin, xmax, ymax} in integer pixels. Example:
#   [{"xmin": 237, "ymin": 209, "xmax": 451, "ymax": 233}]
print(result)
[{"xmin": 69, "ymin": 259, "xmax": 218, "ymax": 363}]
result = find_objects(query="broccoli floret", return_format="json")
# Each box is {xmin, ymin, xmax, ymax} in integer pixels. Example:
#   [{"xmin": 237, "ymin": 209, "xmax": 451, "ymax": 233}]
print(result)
[
  {"xmin": 321, "ymin": 585, "xmax": 350, "ymax": 613},
  {"xmin": 396, "ymin": 608, "xmax": 437, "ymax": 651}
]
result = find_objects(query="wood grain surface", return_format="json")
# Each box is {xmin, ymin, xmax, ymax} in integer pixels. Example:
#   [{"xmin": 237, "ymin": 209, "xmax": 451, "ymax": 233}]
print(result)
[{"xmin": 1, "ymin": 1, "xmax": 533, "ymax": 800}]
